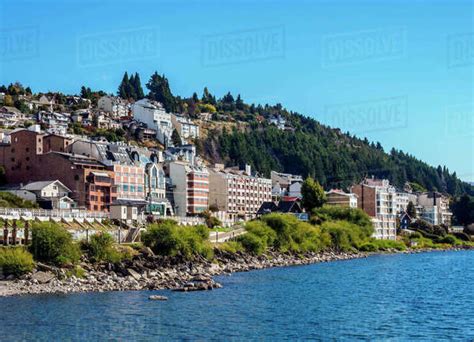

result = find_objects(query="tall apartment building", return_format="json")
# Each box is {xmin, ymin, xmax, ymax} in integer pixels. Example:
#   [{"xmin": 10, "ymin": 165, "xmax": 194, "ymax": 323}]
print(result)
[
  {"xmin": 351, "ymin": 178, "xmax": 397, "ymax": 240},
  {"xmin": 209, "ymin": 164, "xmax": 272, "ymax": 221},
  {"xmin": 132, "ymin": 99, "xmax": 172, "ymax": 146},
  {"xmin": 168, "ymin": 161, "xmax": 209, "ymax": 216},
  {"xmin": 417, "ymin": 192, "xmax": 452, "ymax": 226}
]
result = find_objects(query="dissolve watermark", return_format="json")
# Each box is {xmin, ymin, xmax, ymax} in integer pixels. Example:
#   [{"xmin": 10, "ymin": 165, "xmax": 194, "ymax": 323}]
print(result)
[
  {"xmin": 324, "ymin": 96, "xmax": 408, "ymax": 134},
  {"xmin": 77, "ymin": 27, "xmax": 160, "ymax": 67},
  {"xmin": 201, "ymin": 26, "xmax": 285, "ymax": 67},
  {"xmin": 447, "ymin": 33, "xmax": 474, "ymax": 68},
  {"xmin": 322, "ymin": 27, "xmax": 406, "ymax": 67},
  {"xmin": 445, "ymin": 102, "xmax": 473, "ymax": 138},
  {"xmin": 0, "ymin": 26, "xmax": 39, "ymax": 61}
]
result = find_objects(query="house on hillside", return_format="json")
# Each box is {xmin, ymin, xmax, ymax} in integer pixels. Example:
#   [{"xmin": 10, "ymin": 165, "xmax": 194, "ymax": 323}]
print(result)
[{"xmin": 21, "ymin": 180, "xmax": 76, "ymax": 209}]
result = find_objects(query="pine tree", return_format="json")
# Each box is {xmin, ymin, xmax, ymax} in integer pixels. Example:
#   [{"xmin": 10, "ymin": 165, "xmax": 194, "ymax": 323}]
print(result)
[
  {"xmin": 118, "ymin": 72, "xmax": 129, "ymax": 99},
  {"xmin": 146, "ymin": 72, "xmax": 176, "ymax": 112},
  {"xmin": 127, "ymin": 74, "xmax": 137, "ymax": 100},
  {"xmin": 236, "ymin": 94, "xmax": 244, "ymax": 110},
  {"xmin": 133, "ymin": 72, "xmax": 145, "ymax": 100},
  {"xmin": 171, "ymin": 128, "xmax": 182, "ymax": 146}
]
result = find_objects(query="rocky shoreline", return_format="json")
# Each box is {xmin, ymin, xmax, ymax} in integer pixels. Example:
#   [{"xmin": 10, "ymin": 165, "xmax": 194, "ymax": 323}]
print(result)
[{"xmin": 0, "ymin": 247, "xmax": 471, "ymax": 297}]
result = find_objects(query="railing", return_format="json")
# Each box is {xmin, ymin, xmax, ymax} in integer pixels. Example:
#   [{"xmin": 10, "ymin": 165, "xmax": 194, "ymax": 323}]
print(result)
[{"xmin": 0, "ymin": 207, "xmax": 109, "ymax": 219}]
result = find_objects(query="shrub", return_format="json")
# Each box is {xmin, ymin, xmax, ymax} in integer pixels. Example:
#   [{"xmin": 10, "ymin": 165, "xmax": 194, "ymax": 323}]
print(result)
[
  {"xmin": 359, "ymin": 242, "xmax": 378, "ymax": 252},
  {"xmin": 0, "ymin": 247, "xmax": 34, "ymax": 276},
  {"xmin": 0, "ymin": 191, "xmax": 38, "ymax": 208},
  {"xmin": 30, "ymin": 222, "xmax": 80, "ymax": 266},
  {"xmin": 218, "ymin": 241, "xmax": 244, "ymax": 254},
  {"xmin": 82, "ymin": 232, "xmax": 127, "ymax": 263},
  {"xmin": 142, "ymin": 221, "xmax": 213, "ymax": 259},
  {"xmin": 321, "ymin": 220, "xmax": 367, "ymax": 252},
  {"xmin": 65, "ymin": 265, "xmax": 86, "ymax": 279},
  {"xmin": 453, "ymin": 232, "xmax": 471, "ymax": 242},
  {"xmin": 312, "ymin": 205, "xmax": 374, "ymax": 238},
  {"xmin": 237, "ymin": 233, "xmax": 266, "ymax": 255},
  {"xmin": 437, "ymin": 234, "xmax": 460, "ymax": 246},
  {"xmin": 373, "ymin": 239, "xmax": 407, "ymax": 251},
  {"xmin": 245, "ymin": 221, "xmax": 277, "ymax": 246}
]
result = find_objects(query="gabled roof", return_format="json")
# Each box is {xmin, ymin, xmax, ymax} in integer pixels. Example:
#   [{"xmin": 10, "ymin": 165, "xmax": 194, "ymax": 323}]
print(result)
[
  {"xmin": 22, "ymin": 180, "xmax": 71, "ymax": 192},
  {"xmin": 277, "ymin": 200, "xmax": 302, "ymax": 213},
  {"xmin": 257, "ymin": 201, "xmax": 278, "ymax": 215}
]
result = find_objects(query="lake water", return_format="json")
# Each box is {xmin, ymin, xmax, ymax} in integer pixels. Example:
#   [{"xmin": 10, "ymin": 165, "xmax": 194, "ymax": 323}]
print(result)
[{"xmin": 1, "ymin": 250, "xmax": 473, "ymax": 341}]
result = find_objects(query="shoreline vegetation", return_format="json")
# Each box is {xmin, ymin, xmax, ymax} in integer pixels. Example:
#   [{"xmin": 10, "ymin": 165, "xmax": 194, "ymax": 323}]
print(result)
[{"xmin": 0, "ymin": 208, "xmax": 473, "ymax": 297}]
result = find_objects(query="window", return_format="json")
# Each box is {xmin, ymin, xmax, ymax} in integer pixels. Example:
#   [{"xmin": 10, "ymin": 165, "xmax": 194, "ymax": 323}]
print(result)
[{"xmin": 25, "ymin": 148, "xmax": 29, "ymax": 152}]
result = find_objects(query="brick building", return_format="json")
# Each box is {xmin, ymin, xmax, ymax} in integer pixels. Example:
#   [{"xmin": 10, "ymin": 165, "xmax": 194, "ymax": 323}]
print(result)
[
  {"xmin": 0, "ymin": 129, "xmax": 116, "ymax": 211},
  {"xmin": 351, "ymin": 178, "xmax": 397, "ymax": 240}
]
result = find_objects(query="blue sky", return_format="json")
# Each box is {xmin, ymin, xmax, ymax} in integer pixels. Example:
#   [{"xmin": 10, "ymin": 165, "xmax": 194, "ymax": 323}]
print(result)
[{"xmin": 1, "ymin": 0, "xmax": 473, "ymax": 181}]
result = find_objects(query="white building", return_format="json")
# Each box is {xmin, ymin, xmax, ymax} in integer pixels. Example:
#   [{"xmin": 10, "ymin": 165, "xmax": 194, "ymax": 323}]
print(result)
[
  {"xmin": 21, "ymin": 180, "xmax": 75, "ymax": 209},
  {"xmin": 132, "ymin": 99, "xmax": 172, "ymax": 145},
  {"xmin": 417, "ymin": 192, "xmax": 452, "ymax": 226},
  {"xmin": 269, "ymin": 115, "xmax": 286, "ymax": 130},
  {"xmin": 97, "ymin": 96, "xmax": 129, "ymax": 118},
  {"xmin": 170, "ymin": 114, "xmax": 200, "ymax": 141},
  {"xmin": 270, "ymin": 171, "xmax": 303, "ymax": 199},
  {"xmin": 394, "ymin": 191, "xmax": 418, "ymax": 214},
  {"xmin": 209, "ymin": 164, "xmax": 273, "ymax": 221}
]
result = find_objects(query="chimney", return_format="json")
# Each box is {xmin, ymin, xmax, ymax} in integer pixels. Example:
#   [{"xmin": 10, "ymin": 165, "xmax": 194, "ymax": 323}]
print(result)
[{"xmin": 245, "ymin": 164, "xmax": 251, "ymax": 175}]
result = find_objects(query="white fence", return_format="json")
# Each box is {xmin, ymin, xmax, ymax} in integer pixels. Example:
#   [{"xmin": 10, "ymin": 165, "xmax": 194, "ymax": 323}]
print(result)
[{"xmin": 0, "ymin": 207, "xmax": 108, "ymax": 220}]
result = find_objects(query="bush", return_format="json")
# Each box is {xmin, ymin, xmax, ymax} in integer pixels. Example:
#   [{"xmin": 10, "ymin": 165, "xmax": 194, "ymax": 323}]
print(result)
[
  {"xmin": 373, "ymin": 239, "xmax": 407, "ymax": 251},
  {"xmin": 0, "ymin": 247, "xmax": 34, "ymax": 276},
  {"xmin": 359, "ymin": 242, "xmax": 378, "ymax": 252},
  {"xmin": 321, "ymin": 220, "xmax": 367, "ymax": 252},
  {"xmin": 237, "ymin": 233, "xmax": 266, "ymax": 255},
  {"xmin": 30, "ymin": 222, "xmax": 80, "ymax": 266},
  {"xmin": 453, "ymin": 232, "xmax": 471, "ymax": 242},
  {"xmin": 218, "ymin": 241, "xmax": 244, "ymax": 254},
  {"xmin": 312, "ymin": 205, "xmax": 374, "ymax": 238},
  {"xmin": 245, "ymin": 221, "xmax": 277, "ymax": 246},
  {"xmin": 82, "ymin": 232, "xmax": 126, "ymax": 263},
  {"xmin": 142, "ymin": 222, "xmax": 213, "ymax": 260},
  {"xmin": 0, "ymin": 191, "xmax": 38, "ymax": 208},
  {"xmin": 437, "ymin": 234, "xmax": 460, "ymax": 246}
]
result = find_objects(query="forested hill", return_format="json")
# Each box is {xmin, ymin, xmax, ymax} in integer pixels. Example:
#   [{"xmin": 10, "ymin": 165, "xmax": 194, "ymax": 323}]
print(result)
[
  {"xmin": 129, "ymin": 72, "xmax": 471, "ymax": 196},
  {"xmin": 164, "ymin": 86, "xmax": 471, "ymax": 197},
  {"xmin": 202, "ymin": 122, "xmax": 472, "ymax": 196}
]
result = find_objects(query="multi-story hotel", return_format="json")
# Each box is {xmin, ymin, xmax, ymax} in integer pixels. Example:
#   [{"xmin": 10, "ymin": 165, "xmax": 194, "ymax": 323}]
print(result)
[
  {"xmin": 209, "ymin": 164, "xmax": 272, "ymax": 221},
  {"xmin": 168, "ymin": 161, "xmax": 209, "ymax": 216},
  {"xmin": 351, "ymin": 178, "xmax": 397, "ymax": 240}
]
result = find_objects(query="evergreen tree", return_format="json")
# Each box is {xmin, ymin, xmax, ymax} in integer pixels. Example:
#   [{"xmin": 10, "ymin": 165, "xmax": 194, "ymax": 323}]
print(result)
[
  {"xmin": 406, "ymin": 201, "xmax": 417, "ymax": 218},
  {"xmin": 127, "ymin": 74, "xmax": 137, "ymax": 100},
  {"xmin": 146, "ymin": 72, "xmax": 176, "ymax": 112},
  {"xmin": 133, "ymin": 72, "xmax": 145, "ymax": 100},
  {"xmin": 236, "ymin": 94, "xmax": 244, "ymax": 110},
  {"xmin": 171, "ymin": 128, "xmax": 182, "ymax": 146},
  {"xmin": 118, "ymin": 72, "xmax": 130, "ymax": 99}
]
